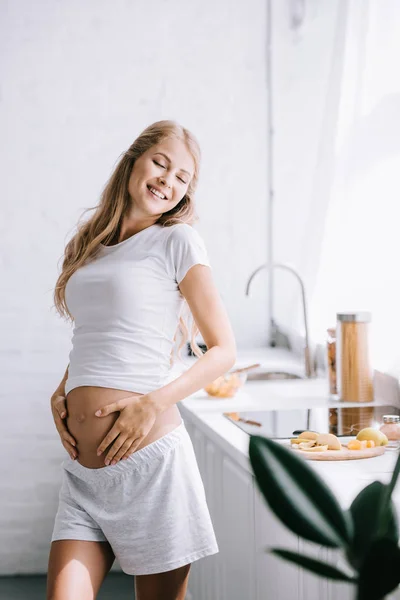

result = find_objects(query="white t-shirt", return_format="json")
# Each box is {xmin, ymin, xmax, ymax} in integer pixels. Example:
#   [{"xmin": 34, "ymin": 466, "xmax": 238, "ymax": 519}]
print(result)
[{"xmin": 64, "ymin": 223, "xmax": 210, "ymax": 395}]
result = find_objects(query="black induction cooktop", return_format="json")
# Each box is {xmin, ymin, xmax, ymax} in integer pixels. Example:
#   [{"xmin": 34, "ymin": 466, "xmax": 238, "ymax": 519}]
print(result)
[{"xmin": 223, "ymin": 404, "xmax": 400, "ymax": 439}]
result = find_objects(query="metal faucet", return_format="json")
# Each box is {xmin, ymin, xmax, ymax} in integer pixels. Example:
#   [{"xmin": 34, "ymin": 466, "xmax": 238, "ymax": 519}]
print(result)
[{"xmin": 245, "ymin": 262, "xmax": 315, "ymax": 378}]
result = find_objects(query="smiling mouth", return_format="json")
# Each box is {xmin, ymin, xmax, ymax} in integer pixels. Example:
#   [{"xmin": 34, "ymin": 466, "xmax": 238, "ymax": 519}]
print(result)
[{"xmin": 147, "ymin": 185, "xmax": 167, "ymax": 200}]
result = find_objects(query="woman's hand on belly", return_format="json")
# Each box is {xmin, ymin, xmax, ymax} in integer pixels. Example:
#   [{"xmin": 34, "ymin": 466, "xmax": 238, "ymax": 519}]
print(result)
[
  {"xmin": 66, "ymin": 387, "xmax": 182, "ymax": 468},
  {"xmin": 95, "ymin": 393, "xmax": 160, "ymax": 466},
  {"xmin": 66, "ymin": 387, "xmax": 142, "ymax": 469},
  {"xmin": 50, "ymin": 392, "xmax": 78, "ymax": 460}
]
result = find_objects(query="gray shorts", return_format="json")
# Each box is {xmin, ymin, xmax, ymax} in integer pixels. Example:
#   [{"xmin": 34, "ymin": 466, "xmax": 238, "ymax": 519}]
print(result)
[{"xmin": 51, "ymin": 420, "xmax": 218, "ymax": 575}]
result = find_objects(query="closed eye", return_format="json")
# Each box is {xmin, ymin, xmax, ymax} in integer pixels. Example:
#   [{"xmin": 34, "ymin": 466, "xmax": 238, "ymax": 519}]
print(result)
[
  {"xmin": 153, "ymin": 160, "xmax": 165, "ymax": 169},
  {"xmin": 153, "ymin": 160, "xmax": 187, "ymax": 185}
]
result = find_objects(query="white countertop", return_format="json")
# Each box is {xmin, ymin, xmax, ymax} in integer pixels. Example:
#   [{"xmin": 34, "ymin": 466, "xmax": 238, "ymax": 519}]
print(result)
[{"xmin": 177, "ymin": 348, "xmax": 400, "ymax": 510}]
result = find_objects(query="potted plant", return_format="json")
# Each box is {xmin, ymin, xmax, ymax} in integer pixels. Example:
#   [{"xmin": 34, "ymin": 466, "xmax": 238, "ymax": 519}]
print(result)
[{"xmin": 249, "ymin": 435, "xmax": 400, "ymax": 600}]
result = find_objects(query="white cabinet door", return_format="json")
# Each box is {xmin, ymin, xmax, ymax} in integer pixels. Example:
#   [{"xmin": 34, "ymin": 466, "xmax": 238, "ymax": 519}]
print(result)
[
  {"xmin": 254, "ymin": 486, "xmax": 300, "ymax": 600},
  {"xmin": 220, "ymin": 454, "xmax": 257, "ymax": 600},
  {"xmin": 184, "ymin": 414, "xmax": 257, "ymax": 600},
  {"xmin": 188, "ymin": 422, "xmax": 224, "ymax": 600},
  {"xmin": 297, "ymin": 542, "xmax": 353, "ymax": 600}
]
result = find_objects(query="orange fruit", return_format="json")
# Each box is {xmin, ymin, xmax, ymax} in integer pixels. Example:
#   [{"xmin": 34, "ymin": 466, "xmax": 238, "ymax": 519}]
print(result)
[
  {"xmin": 348, "ymin": 439, "xmax": 370, "ymax": 450},
  {"xmin": 348, "ymin": 440, "xmax": 362, "ymax": 450}
]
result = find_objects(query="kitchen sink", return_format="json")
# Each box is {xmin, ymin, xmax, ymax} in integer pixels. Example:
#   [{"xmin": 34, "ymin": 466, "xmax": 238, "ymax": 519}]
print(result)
[{"xmin": 246, "ymin": 371, "xmax": 304, "ymax": 381}]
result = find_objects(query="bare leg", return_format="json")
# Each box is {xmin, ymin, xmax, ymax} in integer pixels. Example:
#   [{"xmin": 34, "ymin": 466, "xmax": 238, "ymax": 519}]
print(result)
[
  {"xmin": 134, "ymin": 564, "xmax": 191, "ymax": 600},
  {"xmin": 47, "ymin": 540, "xmax": 116, "ymax": 600}
]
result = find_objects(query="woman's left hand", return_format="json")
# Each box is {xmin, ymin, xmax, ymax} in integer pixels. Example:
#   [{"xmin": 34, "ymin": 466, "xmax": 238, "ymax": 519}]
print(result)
[{"xmin": 95, "ymin": 394, "xmax": 158, "ymax": 465}]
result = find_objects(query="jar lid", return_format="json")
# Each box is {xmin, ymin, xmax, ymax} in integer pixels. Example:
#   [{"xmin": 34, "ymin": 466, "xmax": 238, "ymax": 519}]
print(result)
[
  {"xmin": 382, "ymin": 415, "xmax": 400, "ymax": 423},
  {"xmin": 337, "ymin": 312, "xmax": 372, "ymax": 323}
]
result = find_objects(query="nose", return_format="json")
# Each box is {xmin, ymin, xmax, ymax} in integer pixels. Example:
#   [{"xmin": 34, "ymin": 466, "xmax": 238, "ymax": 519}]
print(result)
[{"xmin": 159, "ymin": 172, "xmax": 173, "ymax": 189}]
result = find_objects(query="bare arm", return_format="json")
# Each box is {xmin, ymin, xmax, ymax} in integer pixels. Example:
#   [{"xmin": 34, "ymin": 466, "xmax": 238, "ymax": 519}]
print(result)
[
  {"xmin": 50, "ymin": 364, "xmax": 78, "ymax": 459},
  {"xmin": 148, "ymin": 264, "xmax": 237, "ymax": 413}
]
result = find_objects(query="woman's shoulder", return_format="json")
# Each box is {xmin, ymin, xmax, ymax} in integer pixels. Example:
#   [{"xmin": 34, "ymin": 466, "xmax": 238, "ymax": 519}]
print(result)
[
  {"xmin": 163, "ymin": 222, "xmax": 205, "ymax": 245},
  {"xmin": 162, "ymin": 223, "xmax": 210, "ymax": 283}
]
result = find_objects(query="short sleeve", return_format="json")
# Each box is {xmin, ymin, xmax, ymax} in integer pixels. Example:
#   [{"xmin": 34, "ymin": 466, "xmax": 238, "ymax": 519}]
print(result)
[{"xmin": 166, "ymin": 224, "xmax": 211, "ymax": 285}]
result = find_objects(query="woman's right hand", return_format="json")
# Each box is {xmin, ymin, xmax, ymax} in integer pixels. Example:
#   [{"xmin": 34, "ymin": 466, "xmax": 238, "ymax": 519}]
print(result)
[{"xmin": 50, "ymin": 392, "xmax": 78, "ymax": 460}]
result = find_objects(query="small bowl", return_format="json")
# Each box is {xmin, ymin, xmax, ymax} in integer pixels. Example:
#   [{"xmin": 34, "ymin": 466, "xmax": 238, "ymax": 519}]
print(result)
[{"xmin": 204, "ymin": 371, "xmax": 247, "ymax": 398}]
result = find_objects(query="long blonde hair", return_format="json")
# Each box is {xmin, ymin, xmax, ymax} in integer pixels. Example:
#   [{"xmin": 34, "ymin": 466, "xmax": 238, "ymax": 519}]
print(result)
[{"xmin": 53, "ymin": 119, "xmax": 204, "ymax": 362}]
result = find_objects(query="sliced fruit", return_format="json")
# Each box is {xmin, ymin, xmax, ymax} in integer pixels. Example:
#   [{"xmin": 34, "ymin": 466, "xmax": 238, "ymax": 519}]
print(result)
[
  {"xmin": 347, "ymin": 439, "xmax": 367, "ymax": 450},
  {"xmin": 347, "ymin": 440, "xmax": 362, "ymax": 450},
  {"xmin": 290, "ymin": 438, "xmax": 316, "ymax": 445},
  {"xmin": 298, "ymin": 431, "xmax": 319, "ymax": 441},
  {"xmin": 297, "ymin": 441, "xmax": 316, "ymax": 449},
  {"xmin": 348, "ymin": 438, "xmax": 376, "ymax": 450},
  {"xmin": 299, "ymin": 444, "xmax": 329, "ymax": 452},
  {"xmin": 316, "ymin": 433, "xmax": 342, "ymax": 450},
  {"xmin": 356, "ymin": 428, "xmax": 388, "ymax": 446}
]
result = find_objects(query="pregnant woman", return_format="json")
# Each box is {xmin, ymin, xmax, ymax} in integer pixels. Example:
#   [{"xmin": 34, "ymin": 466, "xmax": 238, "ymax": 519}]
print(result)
[{"xmin": 47, "ymin": 120, "xmax": 236, "ymax": 600}]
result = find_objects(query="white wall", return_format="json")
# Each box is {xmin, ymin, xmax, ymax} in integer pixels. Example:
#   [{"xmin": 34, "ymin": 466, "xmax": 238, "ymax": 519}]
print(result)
[
  {"xmin": 270, "ymin": 1, "xmax": 346, "ymax": 337},
  {"xmin": 0, "ymin": 0, "xmax": 269, "ymax": 574}
]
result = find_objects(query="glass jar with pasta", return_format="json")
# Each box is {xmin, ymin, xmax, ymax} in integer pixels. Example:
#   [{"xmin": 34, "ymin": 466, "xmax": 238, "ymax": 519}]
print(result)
[{"xmin": 336, "ymin": 312, "xmax": 374, "ymax": 403}]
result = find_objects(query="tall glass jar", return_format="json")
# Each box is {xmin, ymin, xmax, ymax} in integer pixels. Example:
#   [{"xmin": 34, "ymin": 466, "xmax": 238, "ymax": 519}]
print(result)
[{"xmin": 336, "ymin": 312, "xmax": 373, "ymax": 402}]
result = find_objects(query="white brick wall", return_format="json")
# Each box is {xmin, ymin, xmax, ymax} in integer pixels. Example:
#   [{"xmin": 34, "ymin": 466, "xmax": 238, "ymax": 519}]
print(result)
[{"xmin": 1, "ymin": 0, "xmax": 269, "ymax": 574}]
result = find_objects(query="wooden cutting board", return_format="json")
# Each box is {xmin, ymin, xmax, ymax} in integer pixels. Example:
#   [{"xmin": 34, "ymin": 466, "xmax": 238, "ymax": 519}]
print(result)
[{"xmin": 289, "ymin": 444, "xmax": 386, "ymax": 461}]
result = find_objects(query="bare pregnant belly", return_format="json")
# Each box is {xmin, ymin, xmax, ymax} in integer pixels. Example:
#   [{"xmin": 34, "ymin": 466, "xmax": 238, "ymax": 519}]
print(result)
[{"xmin": 66, "ymin": 386, "xmax": 182, "ymax": 468}]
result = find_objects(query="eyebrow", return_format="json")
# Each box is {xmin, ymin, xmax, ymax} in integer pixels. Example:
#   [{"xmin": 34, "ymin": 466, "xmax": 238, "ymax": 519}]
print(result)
[{"xmin": 153, "ymin": 152, "xmax": 192, "ymax": 178}]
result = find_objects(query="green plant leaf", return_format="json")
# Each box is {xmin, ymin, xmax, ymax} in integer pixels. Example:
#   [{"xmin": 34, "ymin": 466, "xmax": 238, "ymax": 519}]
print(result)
[
  {"xmin": 356, "ymin": 538, "xmax": 400, "ymax": 600},
  {"xmin": 347, "ymin": 481, "xmax": 398, "ymax": 570},
  {"xmin": 249, "ymin": 435, "xmax": 352, "ymax": 548},
  {"xmin": 271, "ymin": 548, "xmax": 356, "ymax": 582}
]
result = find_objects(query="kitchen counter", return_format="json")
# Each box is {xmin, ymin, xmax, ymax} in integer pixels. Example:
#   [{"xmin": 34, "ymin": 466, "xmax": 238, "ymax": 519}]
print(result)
[{"xmin": 178, "ymin": 347, "xmax": 400, "ymax": 509}]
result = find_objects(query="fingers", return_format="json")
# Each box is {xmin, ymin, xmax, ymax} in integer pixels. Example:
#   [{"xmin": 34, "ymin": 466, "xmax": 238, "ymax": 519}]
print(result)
[
  {"xmin": 51, "ymin": 399, "xmax": 67, "ymax": 429},
  {"xmin": 61, "ymin": 429, "xmax": 77, "ymax": 448},
  {"xmin": 51, "ymin": 394, "xmax": 78, "ymax": 452},
  {"xmin": 104, "ymin": 435, "xmax": 129, "ymax": 466},
  {"xmin": 52, "ymin": 394, "xmax": 67, "ymax": 420},
  {"xmin": 95, "ymin": 400, "xmax": 121, "ymax": 418},
  {"xmin": 52, "ymin": 407, "xmax": 77, "ymax": 445},
  {"xmin": 121, "ymin": 439, "xmax": 143, "ymax": 461},
  {"xmin": 95, "ymin": 394, "xmax": 140, "ymax": 417},
  {"xmin": 96, "ymin": 424, "xmax": 121, "ymax": 458},
  {"xmin": 107, "ymin": 437, "xmax": 136, "ymax": 465},
  {"xmin": 63, "ymin": 440, "xmax": 78, "ymax": 460}
]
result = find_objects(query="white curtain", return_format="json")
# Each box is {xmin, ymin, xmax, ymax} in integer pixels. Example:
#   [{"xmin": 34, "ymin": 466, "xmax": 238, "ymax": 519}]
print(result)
[{"xmin": 309, "ymin": 0, "xmax": 400, "ymax": 374}]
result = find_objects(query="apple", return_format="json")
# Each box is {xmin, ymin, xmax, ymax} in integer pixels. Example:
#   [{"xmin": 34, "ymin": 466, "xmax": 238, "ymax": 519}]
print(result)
[{"xmin": 356, "ymin": 427, "xmax": 388, "ymax": 446}]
